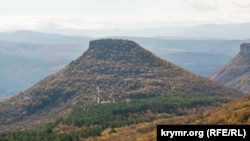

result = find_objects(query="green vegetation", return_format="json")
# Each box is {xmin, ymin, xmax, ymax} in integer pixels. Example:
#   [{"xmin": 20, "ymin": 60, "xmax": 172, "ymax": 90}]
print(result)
[
  {"xmin": 0, "ymin": 127, "xmax": 101, "ymax": 141},
  {"xmin": 0, "ymin": 93, "xmax": 230, "ymax": 141},
  {"xmin": 65, "ymin": 93, "xmax": 229, "ymax": 128}
]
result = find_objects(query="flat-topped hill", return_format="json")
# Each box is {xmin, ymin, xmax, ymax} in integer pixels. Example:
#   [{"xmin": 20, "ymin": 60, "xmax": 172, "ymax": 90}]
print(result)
[{"xmin": 0, "ymin": 39, "xmax": 242, "ymax": 128}]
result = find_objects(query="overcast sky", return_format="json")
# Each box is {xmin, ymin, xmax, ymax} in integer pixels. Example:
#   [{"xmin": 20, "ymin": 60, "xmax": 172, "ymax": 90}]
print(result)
[{"xmin": 0, "ymin": 0, "xmax": 250, "ymax": 32}]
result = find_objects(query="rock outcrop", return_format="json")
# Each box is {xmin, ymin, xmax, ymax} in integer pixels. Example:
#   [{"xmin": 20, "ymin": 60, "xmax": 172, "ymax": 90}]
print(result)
[
  {"xmin": 240, "ymin": 43, "xmax": 250, "ymax": 55},
  {"xmin": 209, "ymin": 43, "xmax": 250, "ymax": 93}
]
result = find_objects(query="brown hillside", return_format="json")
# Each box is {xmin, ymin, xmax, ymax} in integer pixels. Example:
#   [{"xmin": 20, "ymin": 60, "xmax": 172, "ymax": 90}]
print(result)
[
  {"xmin": 191, "ymin": 94, "xmax": 250, "ymax": 124},
  {"xmin": 84, "ymin": 94, "xmax": 250, "ymax": 141},
  {"xmin": 0, "ymin": 39, "xmax": 242, "ymax": 129},
  {"xmin": 209, "ymin": 43, "xmax": 250, "ymax": 93}
]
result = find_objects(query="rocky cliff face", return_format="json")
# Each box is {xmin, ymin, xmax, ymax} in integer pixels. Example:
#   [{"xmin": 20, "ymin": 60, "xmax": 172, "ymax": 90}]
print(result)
[
  {"xmin": 0, "ymin": 39, "xmax": 242, "ymax": 126},
  {"xmin": 240, "ymin": 43, "xmax": 250, "ymax": 55},
  {"xmin": 209, "ymin": 43, "xmax": 250, "ymax": 93}
]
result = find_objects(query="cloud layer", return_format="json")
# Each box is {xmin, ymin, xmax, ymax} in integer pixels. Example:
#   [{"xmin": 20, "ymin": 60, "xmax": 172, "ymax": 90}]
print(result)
[{"xmin": 0, "ymin": 0, "xmax": 250, "ymax": 32}]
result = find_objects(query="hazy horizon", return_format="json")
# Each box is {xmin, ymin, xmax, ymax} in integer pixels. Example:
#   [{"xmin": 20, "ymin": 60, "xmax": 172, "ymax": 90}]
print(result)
[{"xmin": 1, "ymin": 0, "xmax": 250, "ymax": 35}]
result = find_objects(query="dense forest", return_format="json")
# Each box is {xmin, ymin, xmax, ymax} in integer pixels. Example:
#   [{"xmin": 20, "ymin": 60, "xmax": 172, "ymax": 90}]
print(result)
[{"xmin": 0, "ymin": 93, "xmax": 230, "ymax": 141}]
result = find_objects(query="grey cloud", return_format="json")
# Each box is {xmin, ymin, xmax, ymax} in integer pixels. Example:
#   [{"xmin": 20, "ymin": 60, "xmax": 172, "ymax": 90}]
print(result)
[{"xmin": 184, "ymin": 0, "xmax": 219, "ymax": 12}]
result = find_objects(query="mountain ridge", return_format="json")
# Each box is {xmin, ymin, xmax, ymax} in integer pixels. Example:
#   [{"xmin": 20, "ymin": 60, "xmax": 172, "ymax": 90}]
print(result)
[
  {"xmin": 0, "ymin": 39, "xmax": 243, "ymax": 129},
  {"xmin": 0, "ymin": 30, "xmax": 92, "ymax": 45}
]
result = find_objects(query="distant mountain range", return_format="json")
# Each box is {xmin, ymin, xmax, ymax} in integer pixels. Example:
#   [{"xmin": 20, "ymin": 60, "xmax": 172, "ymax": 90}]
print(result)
[
  {"xmin": 0, "ymin": 39, "xmax": 242, "ymax": 131},
  {"xmin": 177, "ymin": 22, "xmax": 250, "ymax": 40},
  {"xmin": 0, "ymin": 30, "xmax": 92, "ymax": 45},
  {"xmin": 129, "ymin": 37, "xmax": 245, "ymax": 75},
  {"xmin": 0, "ymin": 39, "xmax": 88, "ymax": 98},
  {"xmin": 38, "ymin": 22, "xmax": 250, "ymax": 40},
  {"xmin": 210, "ymin": 43, "xmax": 250, "ymax": 93}
]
